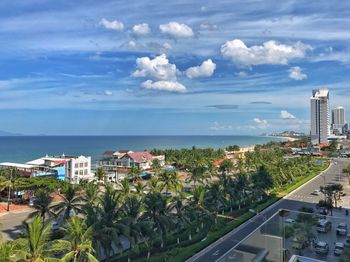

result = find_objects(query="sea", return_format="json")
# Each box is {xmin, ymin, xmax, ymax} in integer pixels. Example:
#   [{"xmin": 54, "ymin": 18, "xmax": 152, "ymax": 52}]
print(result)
[{"xmin": 0, "ymin": 135, "xmax": 285, "ymax": 164}]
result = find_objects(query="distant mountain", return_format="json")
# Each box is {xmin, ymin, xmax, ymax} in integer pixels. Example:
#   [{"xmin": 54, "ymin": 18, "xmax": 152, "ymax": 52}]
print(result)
[{"xmin": 0, "ymin": 130, "xmax": 23, "ymax": 136}]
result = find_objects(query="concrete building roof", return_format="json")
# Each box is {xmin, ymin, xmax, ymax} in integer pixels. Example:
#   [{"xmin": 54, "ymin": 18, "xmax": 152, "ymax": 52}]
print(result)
[{"xmin": 0, "ymin": 162, "xmax": 36, "ymax": 169}]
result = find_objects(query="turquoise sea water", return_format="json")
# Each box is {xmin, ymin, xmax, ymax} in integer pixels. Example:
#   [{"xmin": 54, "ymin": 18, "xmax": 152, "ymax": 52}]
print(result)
[{"xmin": 0, "ymin": 136, "xmax": 285, "ymax": 163}]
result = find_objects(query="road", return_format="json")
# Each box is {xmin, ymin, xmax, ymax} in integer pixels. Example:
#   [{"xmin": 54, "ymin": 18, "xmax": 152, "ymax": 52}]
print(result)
[
  {"xmin": 0, "ymin": 210, "xmax": 32, "ymax": 243},
  {"xmin": 188, "ymin": 158, "xmax": 350, "ymax": 262}
]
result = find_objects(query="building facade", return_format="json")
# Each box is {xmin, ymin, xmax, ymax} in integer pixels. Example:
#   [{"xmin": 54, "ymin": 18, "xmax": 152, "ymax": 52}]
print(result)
[
  {"xmin": 310, "ymin": 88, "xmax": 330, "ymax": 145},
  {"xmin": 27, "ymin": 155, "xmax": 93, "ymax": 184},
  {"xmin": 332, "ymin": 106, "xmax": 345, "ymax": 134}
]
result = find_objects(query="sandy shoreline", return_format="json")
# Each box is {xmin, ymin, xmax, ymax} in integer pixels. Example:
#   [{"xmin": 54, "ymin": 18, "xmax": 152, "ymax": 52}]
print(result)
[{"xmin": 263, "ymin": 135, "xmax": 299, "ymax": 142}]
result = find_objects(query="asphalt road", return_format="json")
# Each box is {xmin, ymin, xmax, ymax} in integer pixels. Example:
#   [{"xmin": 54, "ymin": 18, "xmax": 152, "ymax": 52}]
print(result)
[
  {"xmin": 0, "ymin": 210, "xmax": 31, "ymax": 243},
  {"xmin": 188, "ymin": 158, "xmax": 350, "ymax": 262}
]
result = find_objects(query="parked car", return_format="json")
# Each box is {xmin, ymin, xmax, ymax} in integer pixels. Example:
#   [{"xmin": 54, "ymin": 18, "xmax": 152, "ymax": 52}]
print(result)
[
  {"xmin": 51, "ymin": 221, "xmax": 60, "ymax": 231},
  {"xmin": 336, "ymin": 223, "xmax": 348, "ymax": 236},
  {"xmin": 28, "ymin": 197, "xmax": 36, "ymax": 206},
  {"xmin": 285, "ymin": 218, "xmax": 296, "ymax": 224},
  {"xmin": 318, "ymin": 207, "xmax": 329, "ymax": 215},
  {"xmin": 317, "ymin": 219, "xmax": 332, "ymax": 233},
  {"xmin": 315, "ymin": 241, "xmax": 329, "ymax": 255},
  {"xmin": 334, "ymin": 242, "xmax": 345, "ymax": 256},
  {"xmin": 311, "ymin": 189, "xmax": 321, "ymax": 196}
]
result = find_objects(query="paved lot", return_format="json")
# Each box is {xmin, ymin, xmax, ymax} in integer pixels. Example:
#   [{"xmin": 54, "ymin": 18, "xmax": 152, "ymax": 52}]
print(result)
[
  {"xmin": 0, "ymin": 210, "xmax": 32, "ymax": 243},
  {"xmin": 188, "ymin": 158, "xmax": 350, "ymax": 262}
]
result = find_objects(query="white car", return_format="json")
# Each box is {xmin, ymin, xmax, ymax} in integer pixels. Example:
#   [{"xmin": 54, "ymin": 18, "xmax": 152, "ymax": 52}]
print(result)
[
  {"xmin": 334, "ymin": 242, "xmax": 345, "ymax": 256},
  {"xmin": 285, "ymin": 218, "xmax": 296, "ymax": 224},
  {"xmin": 311, "ymin": 189, "xmax": 321, "ymax": 196}
]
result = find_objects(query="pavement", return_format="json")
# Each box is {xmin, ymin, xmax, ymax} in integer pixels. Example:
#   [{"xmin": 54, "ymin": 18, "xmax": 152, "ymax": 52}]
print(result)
[{"xmin": 188, "ymin": 158, "xmax": 350, "ymax": 262}]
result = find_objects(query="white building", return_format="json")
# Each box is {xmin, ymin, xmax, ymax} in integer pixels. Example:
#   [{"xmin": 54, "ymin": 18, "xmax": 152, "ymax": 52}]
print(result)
[
  {"xmin": 310, "ymin": 88, "xmax": 330, "ymax": 145},
  {"xmin": 332, "ymin": 106, "xmax": 346, "ymax": 134},
  {"xmin": 27, "ymin": 155, "xmax": 93, "ymax": 184}
]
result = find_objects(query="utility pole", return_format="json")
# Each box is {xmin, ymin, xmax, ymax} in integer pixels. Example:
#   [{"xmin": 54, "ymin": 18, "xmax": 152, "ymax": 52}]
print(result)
[{"xmin": 6, "ymin": 168, "xmax": 12, "ymax": 212}]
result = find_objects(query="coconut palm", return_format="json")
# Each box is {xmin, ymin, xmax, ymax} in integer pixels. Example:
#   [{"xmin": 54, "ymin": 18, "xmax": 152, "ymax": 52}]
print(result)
[
  {"xmin": 0, "ymin": 241, "xmax": 22, "ymax": 262},
  {"xmin": 82, "ymin": 181, "xmax": 99, "ymax": 206},
  {"xmin": 95, "ymin": 167, "xmax": 105, "ymax": 184},
  {"xmin": 128, "ymin": 166, "xmax": 142, "ymax": 182},
  {"xmin": 60, "ymin": 217, "xmax": 98, "ymax": 262},
  {"xmin": 88, "ymin": 184, "xmax": 128, "ymax": 258},
  {"xmin": 52, "ymin": 184, "xmax": 83, "ymax": 222},
  {"xmin": 142, "ymin": 192, "xmax": 172, "ymax": 249},
  {"xmin": 28, "ymin": 190, "xmax": 56, "ymax": 220},
  {"xmin": 13, "ymin": 216, "xmax": 61, "ymax": 261},
  {"xmin": 121, "ymin": 195, "xmax": 152, "ymax": 261},
  {"xmin": 147, "ymin": 177, "xmax": 161, "ymax": 193},
  {"xmin": 158, "ymin": 170, "xmax": 182, "ymax": 195}
]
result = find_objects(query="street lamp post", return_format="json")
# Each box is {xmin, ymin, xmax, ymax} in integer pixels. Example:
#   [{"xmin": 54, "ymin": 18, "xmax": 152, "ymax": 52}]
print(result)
[{"xmin": 6, "ymin": 168, "xmax": 12, "ymax": 212}]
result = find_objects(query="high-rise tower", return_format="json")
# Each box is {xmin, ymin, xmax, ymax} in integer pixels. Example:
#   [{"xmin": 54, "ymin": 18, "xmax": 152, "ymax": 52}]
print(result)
[{"xmin": 310, "ymin": 88, "xmax": 330, "ymax": 145}]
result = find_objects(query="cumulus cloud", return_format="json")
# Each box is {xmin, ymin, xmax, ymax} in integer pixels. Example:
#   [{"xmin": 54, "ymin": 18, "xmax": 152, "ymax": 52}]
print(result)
[
  {"xmin": 253, "ymin": 118, "xmax": 269, "ymax": 129},
  {"xmin": 132, "ymin": 23, "xmax": 150, "ymax": 35},
  {"xmin": 185, "ymin": 59, "xmax": 216, "ymax": 78},
  {"xmin": 133, "ymin": 54, "xmax": 186, "ymax": 93},
  {"xmin": 100, "ymin": 18, "xmax": 124, "ymax": 31},
  {"xmin": 133, "ymin": 54, "xmax": 178, "ymax": 81},
  {"xmin": 288, "ymin": 66, "xmax": 307, "ymax": 80},
  {"xmin": 159, "ymin": 22, "xmax": 194, "ymax": 38},
  {"xmin": 142, "ymin": 80, "xmax": 186, "ymax": 93},
  {"xmin": 221, "ymin": 39, "xmax": 311, "ymax": 67},
  {"xmin": 280, "ymin": 110, "xmax": 296, "ymax": 119},
  {"xmin": 236, "ymin": 71, "xmax": 248, "ymax": 77}
]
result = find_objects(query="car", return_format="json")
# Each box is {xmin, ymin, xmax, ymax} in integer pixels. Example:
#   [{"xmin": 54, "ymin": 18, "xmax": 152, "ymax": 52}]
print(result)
[
  {"xmin": 318, "ymin": 207, "xmax": 329, "ymax": 215},
  {"xmin": 315, "ymin": 241, "xmax": 329, "ymax": 255},
  {"xmin": 51, "ymin": 221, "xmax": 60, "ymax": 231},
  {"xmin": 317, "ymin": 219, "xmax": 332, "ymax": 233},
  {"xmin": 28, "ymin": 197, "xmax": 36, "ymax": 206},
  {"xmin": 336, "ymin": 223, "xmax": 348, "ymax": 236},
  {"xmin": 285, "ymin": 218, "xmax": 296, "ymax": 224},
  {"xmin": 334, "ymin": 242, "xmax": 345, "ymax": 256},
  {"xmin": 311, "ymin": 189, "xmax": 321, "ymax": 196}
]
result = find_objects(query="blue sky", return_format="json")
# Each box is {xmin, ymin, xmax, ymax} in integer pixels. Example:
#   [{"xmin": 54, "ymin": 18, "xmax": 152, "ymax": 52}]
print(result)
[{"xmin": 1, "ymin": 0, "xmax": 350, "ymax": 135}]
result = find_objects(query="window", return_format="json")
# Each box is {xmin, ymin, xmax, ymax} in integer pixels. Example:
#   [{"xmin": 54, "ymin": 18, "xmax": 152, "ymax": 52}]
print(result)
[
  {"xmin": 80, "ymin": 163, "xmax": 84, "ymax": 168},
  {"xmin": 79, "ymin": 170, "xmax": 83, "ymax": 175},
  {"xmin": 75, "ymin": 171, "xmax": 78, "ymax": 175},
  {"xmin": 84, "ymin": 162, "xmax": 88, "ymax": 167},
  {"xmin": 75, "ymin": 163, "xmax": 78, "ymax": 168}
]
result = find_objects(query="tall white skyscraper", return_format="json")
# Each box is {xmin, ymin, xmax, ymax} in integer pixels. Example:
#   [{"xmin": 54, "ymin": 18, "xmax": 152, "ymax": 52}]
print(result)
[
  {"xmin": 310, "ymin": 88, "xmax": 330, "ymax": 145},
  {"xmin": 332, "ymin": 106, "xmax": 345, "ymax": 134}
]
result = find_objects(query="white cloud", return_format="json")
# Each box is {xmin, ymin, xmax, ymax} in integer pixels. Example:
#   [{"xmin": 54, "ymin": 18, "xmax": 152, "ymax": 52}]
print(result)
[
  {"xmin": 185, "ymin": 59, "xmax": 216, "ymax": 78},
  {"xmin": 221, "ymin": 39, "xmax": 311, "ymax": 67},
  {"xmin": 132, "ymin": 23, "xmax": 150, "ymax": 35},
  {"xmin": 236, "ymin": 71, "xmax": 248, "ymax": 77},
  {"xmin": 104, "ymin": 90, "xmax": 113, "ymax": 96},
  {"xmin": 253, "ymin": 118, "xmax": 269, "ymax": 129},
  {"xmin": 209, "ymin": 121, "xmax": 233, "ymax": 131},
  {"xmin": 288, "ymin": 66, "xmax": 307, "ymax": 80},
  {"xmin": 142, "ymin": 80, "xmax": 186, "ymax": 93},
  {"xmin": 163, "ymin": 42, "xmax": 172, "ymax": 50},
  {"xmin": 199, "ymin": 23, "xmax": 217, "ymax": 30},
  {"xmin": 128, "ymin": 40, "xmax": 137, "ymax": 48},
  {"xmin": 159, "ymin": 22, "xmax": 194, "ymax": 38},
  {"xmin": 100, "ymin": 18, "xmax": 124, "ymax": 31},
  {"xmin": 133, "ymin": 54, "xmax": 178, "ymax": 81},
  {"xmin": 280, "ymin": 110, "xmax": 296, "ymax": 119}
]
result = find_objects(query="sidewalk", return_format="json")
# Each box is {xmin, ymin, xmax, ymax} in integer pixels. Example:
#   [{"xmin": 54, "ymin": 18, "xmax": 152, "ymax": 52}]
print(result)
[{"xmin": 0, "ymin": 203, "xmax": 32, "ymax": 216}]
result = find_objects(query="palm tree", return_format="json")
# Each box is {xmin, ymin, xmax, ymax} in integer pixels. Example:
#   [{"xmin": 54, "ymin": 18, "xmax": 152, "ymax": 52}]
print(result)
[
  {"xmin": 95, "ymin": 167, "xmax": 105, "ymax": 184},
  {"xmin": 134, "ymin": 181, "xmax": 147, "ymax": 196},
  {"xmin": 13, "ymin": 216, "xmax": 61, "ymax": 261},
  {"xmin": 128, "ymin": 166, "xmax": 142, "ymax": 182},
  {"xmin": 151, "ymin": 159, "xmax": 162, "ymax": 176},
  {"xmin": 0, "ymin": 168, "xmax": 19, "ymax": 211},
  {"xmin": 170, "ymin": 194, "xmax": 190, "ymax": 244},
  {"xmin": 121, "ymin": 195, "xmax": 151, "ymax": 261},
  {"xmin": 147, "ymin": 177, "xmax": 161, "ymax": 193},
  {"xmin": 52, "ymin": 184, "xmax": 83, "ymax": 222},
  {"xmin": 82, "ymin": 181, "xmax": 100, "ymax": 206},
  {"xmin": 88, "ymin": 184, "xmax": 128, "ymax": 258},
  {"xmin": 190, "ymin": 186, "xmax": 212, "ymax": 232},
  {"xmin": 28, "ymin": 190, "xmax": 56, "ymax": 220},
  {"xmin": 158, "ymin": 170, "xmax": 181, "ymax": 195},
  {"xmin": 0, "ymin": 241, "xmax": 22, "ymax": 262},
  {"xmin": 60, "ymin": 217, "xmax": 98, "ymax": 262},
  {"xmin": 117, "ymin": 178, "xmax": 131, "ymax": 198},
  {"xmin": 142, "ymin": 192, "xmax": 172, "ymax": 249}
]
